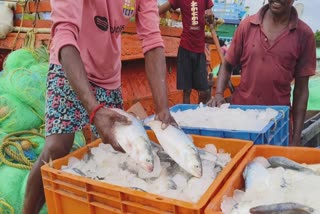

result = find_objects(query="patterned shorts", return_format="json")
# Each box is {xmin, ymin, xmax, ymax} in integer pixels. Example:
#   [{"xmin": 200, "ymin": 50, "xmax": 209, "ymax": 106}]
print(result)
[{"xmin": 45, "ymin": 64, "xmax": 123, "ymax": 137}]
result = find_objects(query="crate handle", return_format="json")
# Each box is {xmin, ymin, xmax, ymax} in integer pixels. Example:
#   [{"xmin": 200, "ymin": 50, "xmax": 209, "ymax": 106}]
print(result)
[
  {"xmin": 278, "ymin": 110, "xmax": 285, "ymax": 119},
  {"xmin": 270, "ymin": 118, "xmax": 277, "ymax": 131}
]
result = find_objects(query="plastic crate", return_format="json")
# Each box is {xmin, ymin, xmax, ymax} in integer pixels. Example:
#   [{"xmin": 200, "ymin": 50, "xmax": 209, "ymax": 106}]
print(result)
[
  {"xmin": 41, "ymin": 130, "xmax": 253, "ymax": 214},
  {"xmin": 145, "ymin": 104, "xmax": 290, "ymax": 146},
  {"xmin": 204, "ymin": 145, "xmax": 320, "ymax": 214}
]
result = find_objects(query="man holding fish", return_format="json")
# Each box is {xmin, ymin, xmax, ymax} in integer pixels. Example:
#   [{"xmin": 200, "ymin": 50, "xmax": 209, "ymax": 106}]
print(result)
[{"xmin": 23, "ymin": 0, "xmax": 177, "ymax": 213}]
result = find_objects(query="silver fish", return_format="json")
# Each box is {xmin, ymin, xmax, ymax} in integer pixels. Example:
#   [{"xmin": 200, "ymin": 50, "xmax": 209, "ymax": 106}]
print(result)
[
  {"xmin": 250, "ymin": 202, "xmax": 315, "ymax": 214},
  {"xmin": 268, "ymin": 156, "xmax": 315, "ymax": 174},
  {"xmin": 110, "ymin": 108, "xmax": 154, "ymax": 172},
  {"xmin": 147, "ymin": 120, "xmax": 202, "ymax": 178},
  {"xmin": 72, "ymin": 168, "xmax": 86, "ymax": 177},
  {"xmin": 130, "ymin": 187, "xmax": 147, "ymax": 192},
  {"xmin": 243, "ymin": 161, "xmax": 270, "ymax": 190}
]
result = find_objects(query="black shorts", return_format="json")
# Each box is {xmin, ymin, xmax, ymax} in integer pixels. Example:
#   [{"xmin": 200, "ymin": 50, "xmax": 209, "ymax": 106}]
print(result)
[{"xmin": 176, "ymin": 46, "xmax": 208, "ymax": 91}]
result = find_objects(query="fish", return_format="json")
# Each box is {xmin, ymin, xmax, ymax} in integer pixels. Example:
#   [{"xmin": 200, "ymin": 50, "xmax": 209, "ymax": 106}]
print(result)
[
  {"xmin": 130, "ymin": 187, "xmax": 147, "ymax": 192},
  {"xmin": 72, "ymin": 168, "xmax": 86, "ymax": 177},
  {"xmin": 243, "ymin": 161, "xmax": 270, "ymax": 191},
  {"xmin": 110, "ymin": 108, "xmax": 154, "ymax": 172},
  {"xmin": 249, "ymin": 202, "xmax": 315, "ymax": 214},
  {"xmin": 268, "ymin": 156, "xmax": 315, "ymax": 174},
  {"xmin": 149, "ymin": 140, "xmax": 164, "ymax": 152},
  {"xmin": 147, "ymin": 120, "xmax": 202, "ymax": 178}
]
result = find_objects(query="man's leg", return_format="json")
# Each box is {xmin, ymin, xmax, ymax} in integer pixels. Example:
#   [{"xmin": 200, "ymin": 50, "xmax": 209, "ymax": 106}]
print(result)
[
  {"xmin": 193, "ymin": 51, "xmax": 209, "ymax": 104},
  {"xmin": 183, "ymin": 89, "xmax": 192, "ymax": 104},
  {"xmin": 177, "ymin": 46, "xmax": 192, "ymax": 103},
  {"xmin": 23, "ymin": 133, "xmax": 75, "ymax": 214}
]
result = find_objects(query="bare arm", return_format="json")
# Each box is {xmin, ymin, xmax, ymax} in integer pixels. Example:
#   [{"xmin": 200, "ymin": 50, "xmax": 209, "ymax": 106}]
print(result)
[
  {"xmin": 207, "ymin": 60, "xmax": 233, "ymax": 107},
  {"xmin": 158, "ymin": 1, "xmax": 172, "ymax": 15},
  {"xmin": 292, "ymin": 76, "xmax": 309, "ymax": 146},
  {"xmin": 144, "ymin": 47, "xmax": 176, "ymax": 125},
  {"xmin": 60, "ymin": 46, "xmax": 129, "ymax": 151},
  {"xmin": 60, "ymin": 46, "xmax": 99, "ymax": 113},
  {"xmin": 215, "ymin": 60, "xmax": 233, "ymax": 94}
]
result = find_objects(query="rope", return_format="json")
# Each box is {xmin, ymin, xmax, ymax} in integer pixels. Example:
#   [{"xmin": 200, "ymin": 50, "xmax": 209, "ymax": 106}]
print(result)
[
  {"xmin": 23, "ymin": 29, "xmax": 36, "ymax": 50},
  {"xmin": 278, "ymin": 110, "xmax": 286, "ymax": 119},
  {"xmin": 0, "ymin": 198, "xmax": 14, "ymax": 214},
  {"xmin": 0, "ymin": 131, "xmax": 45, "ymax": 170},
  {"xmin": 270, "ymin": 118, "xmax": 278, "ymax": 132},
  {"xmin": 11, "ymin": 0, "xmax": 28, "ymax": 51},
  {"xmin": 22, "ymin": 0, "xmax": 40, "ymax": 50}
]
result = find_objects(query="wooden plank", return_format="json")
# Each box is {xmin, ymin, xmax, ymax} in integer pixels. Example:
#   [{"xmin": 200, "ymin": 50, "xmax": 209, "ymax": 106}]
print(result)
[
  {"xmin": 12, "ymin": 20, "xmax": 181, "ymax": 37},
  {"xmin": 0, "ymin": 33, "xmax": 51, "ymax": 50},
  {"xmin": 15, "ymin": 0, "xmax": 51, "ymax": 13},
  {"xmin": 124, "ymin": 22, "xmax": 182, "ymax": 37},
  {"xmin": 15, "ymin": 20, "xmax": 52, "ymax": 29},
  {"xmin": 0, "ymin": 33, "xmax": 179, "ymax": 59}
]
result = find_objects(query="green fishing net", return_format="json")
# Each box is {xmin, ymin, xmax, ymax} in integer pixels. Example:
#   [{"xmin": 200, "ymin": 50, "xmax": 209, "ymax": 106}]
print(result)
[
  {"xmin": 0, "ymin": 165, "xmax": 29, "ymax": 214},
  {"xmin": 0, "ymin": 94, "xmax": 43, "ymax": 133},
  {"xmin": 1, "ymin": 63, "xmax": 48, "ymax": 117}
]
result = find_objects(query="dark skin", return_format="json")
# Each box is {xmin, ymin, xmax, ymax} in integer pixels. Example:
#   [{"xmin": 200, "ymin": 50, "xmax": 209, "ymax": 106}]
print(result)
[
  {"xmin": 159, "ymin": 2, "xmax": 214, "ymax": 104},
  {"xmin": 23, "ymin": 45, "xmax": 176, "ymax": 213},
  {"xmin": 207, "ymin": 0, "xmax": 308, "ymax": 146}
]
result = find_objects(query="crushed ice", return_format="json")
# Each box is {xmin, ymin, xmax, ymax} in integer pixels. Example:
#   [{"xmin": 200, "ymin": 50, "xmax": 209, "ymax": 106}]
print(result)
[
  {"xmin": 170, "ymin": 104, "xmax": 279, "ymax": 132},
  {"xmin": 61, "ymin": 142, "xmax": 231, "ymax": 203}
]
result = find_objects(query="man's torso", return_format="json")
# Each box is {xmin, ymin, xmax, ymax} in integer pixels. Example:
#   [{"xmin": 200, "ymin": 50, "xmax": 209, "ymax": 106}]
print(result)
[{"xmin": 170, "ymin": 0, "xmax": 212, "ymax": 53}]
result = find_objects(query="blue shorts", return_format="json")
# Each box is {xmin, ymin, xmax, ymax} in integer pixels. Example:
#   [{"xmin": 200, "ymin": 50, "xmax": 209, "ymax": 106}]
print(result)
[{"xmin": 45, "ymin": 64, "xmax": 123, "ymax": 137}]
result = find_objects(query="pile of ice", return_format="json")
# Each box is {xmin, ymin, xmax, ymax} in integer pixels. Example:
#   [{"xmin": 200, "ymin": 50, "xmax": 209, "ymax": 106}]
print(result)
[
  {"xmin": 171, "ymin": 104, "xmax": 279, "ymax": 131},
  {"xmin": 221, "ymin": 160, "xmax": 320, "ymax": 214},
  {"xmin": 61, "ymin": 143, "xmax": 231, "ymax": 203}
]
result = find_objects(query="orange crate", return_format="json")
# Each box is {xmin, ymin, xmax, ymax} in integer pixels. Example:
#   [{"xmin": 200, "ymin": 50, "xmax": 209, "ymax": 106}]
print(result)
[
  {"xmin": 41, "ymin": 130, "xmax": 253, "ymax": 214},
  {"xmin": 204, "ymin": 145, "xmax": 320, "ymax": 214}
]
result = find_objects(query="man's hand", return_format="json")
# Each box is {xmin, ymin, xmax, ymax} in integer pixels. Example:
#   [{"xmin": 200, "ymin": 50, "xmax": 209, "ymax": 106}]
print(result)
[
  {"xmin": 155, "ymin": 108, "xmax": 178, "ymax": 129},
  {"xmin": 93, "ymin": 108, "xmax": 131, "ymax": 152},
  {"xmin": 206, "ymin": 93, "xmax": 226, "ymax": 107},
  {"xmin": 205, "ymin": 9, "xmax": 214, "ymax": 26}
]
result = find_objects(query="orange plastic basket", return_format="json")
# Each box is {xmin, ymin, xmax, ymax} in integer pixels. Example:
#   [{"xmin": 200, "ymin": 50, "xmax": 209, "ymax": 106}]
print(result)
[
  {"xmin": 204, "ymin": 145, "xmax": 320, "ymax": 214},
  {"xmin": 41, "ymin": 130, "xmax": 253, "ymax": 214}
]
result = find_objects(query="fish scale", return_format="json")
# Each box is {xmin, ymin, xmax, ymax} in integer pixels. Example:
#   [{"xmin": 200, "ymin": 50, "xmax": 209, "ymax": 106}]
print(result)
[{"xmin": 147, "ymin": 120, "xmax": 203, "ymax": 178}]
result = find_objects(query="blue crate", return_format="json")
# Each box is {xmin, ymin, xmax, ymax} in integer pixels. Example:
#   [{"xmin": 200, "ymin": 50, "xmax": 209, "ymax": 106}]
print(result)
[{"xmin": 144, "ymin": 104, "xmax": 290, "ymax": 146}]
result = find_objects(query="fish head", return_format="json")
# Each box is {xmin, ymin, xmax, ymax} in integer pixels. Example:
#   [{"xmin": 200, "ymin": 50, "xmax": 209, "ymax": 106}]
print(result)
[
  {"xmin": 139, "ymin": 155, "xmax": 154, "ymax": 173},
  {"xmin": 187, "ymin": 152, "xmax": 203, "ymax": 178},
  {"xmin": 135, "ymin": 137, "xmax": 155, "ymax": 172}
]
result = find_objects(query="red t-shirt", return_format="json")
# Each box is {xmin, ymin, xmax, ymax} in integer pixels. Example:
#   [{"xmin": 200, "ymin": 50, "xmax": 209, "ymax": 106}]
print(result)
[
  {"xmin": 169, "ymin": 0, "xmax": 214, "ymax": 53},
  {"xmin": 226, "ymin": 5, "xmax": 316, "ymax": 106}
]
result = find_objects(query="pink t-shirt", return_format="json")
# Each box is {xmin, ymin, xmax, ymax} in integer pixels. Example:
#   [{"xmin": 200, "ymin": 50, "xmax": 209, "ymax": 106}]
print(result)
[
  {"xmin": 169, "ymin": 0, "xmax": 214, "ymax": 53},
  {"xmin": 50, "ymin": 0, "xmax": 164, "ymax": 90},
  {"xmin": 226, "ymin": 5, "xmax": 316, "ymax": 106}
]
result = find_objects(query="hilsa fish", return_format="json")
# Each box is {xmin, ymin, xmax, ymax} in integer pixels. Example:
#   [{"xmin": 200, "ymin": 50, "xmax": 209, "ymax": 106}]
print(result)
[
  {"xmin": 110, "ymin": 108, "xmax": 154, "ymax": 172},
  {"xmin": 268, "ymin": 156, "xmax": 316, "ymax": 174},
  {"xmin": 243, "ymin": 161, "xmax": 270, "ymax": 191},
  {"xmin": 147, "ymin": 120, "xmax": 202, "ymax": 178},
  {"xmin": 250, "ymin": 202, "xmax": 315, "ymax": 214}
]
